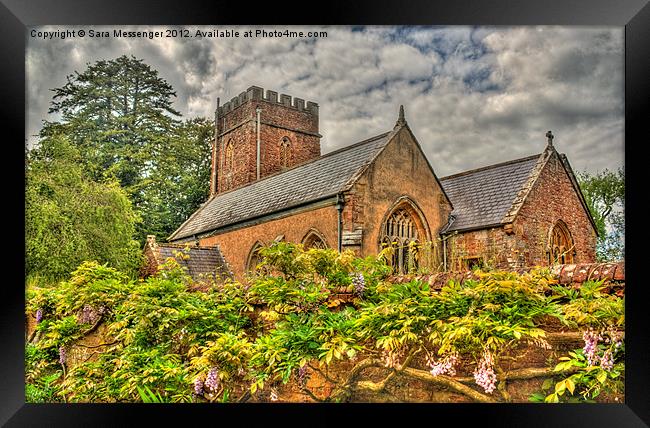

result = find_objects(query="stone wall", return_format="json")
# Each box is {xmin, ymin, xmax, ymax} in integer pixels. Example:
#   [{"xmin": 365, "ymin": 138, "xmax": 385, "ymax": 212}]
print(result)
[{"xmin": 344, "ymin": 126, "xmax": 452, "ymax": 264}]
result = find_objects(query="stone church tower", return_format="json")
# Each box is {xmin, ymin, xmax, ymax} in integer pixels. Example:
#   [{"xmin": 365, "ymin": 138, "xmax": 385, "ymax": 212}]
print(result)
[{"xmin": 210, "ymin": 86, "xmax": 321, "ymax": 195}]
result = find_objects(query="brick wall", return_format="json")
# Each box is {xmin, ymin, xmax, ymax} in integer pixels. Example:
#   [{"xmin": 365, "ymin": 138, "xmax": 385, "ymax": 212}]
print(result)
[
  {"xmin": 513, "ymin": 151, "xmax": 597, "ymax": 265},
  {"xmin": 214, "ymin": 87, "xmax": 320, "ymax": 194},
  {"xmin": 199, "ymin": 204, "xmax": 338, "ymax": 280}
]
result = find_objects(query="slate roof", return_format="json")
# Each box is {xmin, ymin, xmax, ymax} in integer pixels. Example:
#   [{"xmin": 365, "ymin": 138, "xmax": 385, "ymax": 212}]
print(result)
[
  {"xmin": 440, "ymin": 154, "xmax": 542, "ymax": 232},
  {"xmin": 157, "ymin": 244, "xmax": 232, "ymax": 282},
  {"xmin": 169, "ymin": 131, "xmax": 394, "ymax": 241}
]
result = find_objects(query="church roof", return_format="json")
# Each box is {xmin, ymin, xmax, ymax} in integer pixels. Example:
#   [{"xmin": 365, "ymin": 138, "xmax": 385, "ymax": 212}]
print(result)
[
  {"xmin": 439, "ymin": 153, "xmax": 542, "ymax": 233},
  {"xmin": 168, "ymin": 131, "xmax": 393, "ymax": 241},
  {"xmin": 157, "ymin": 244, "xmax": 232, "ymax": 281}
]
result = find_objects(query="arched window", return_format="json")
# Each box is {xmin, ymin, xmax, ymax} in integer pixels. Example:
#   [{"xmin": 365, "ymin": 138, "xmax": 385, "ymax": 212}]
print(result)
[
  {"xmin": 380, "ymin": 207, "xmax": 420, "ymax": 274},
  {"xmin": 547, "ymin": 221, "xmax": 575, "ymax": 265},
  {"xmin": 224, "ymin": 140, "xmax": 234, "ymax": 172},
  {"xmin": 246, "ymin": 241, "xmax": 265, "ymax": 273},
  {"xmin": 302, "ymin": 229, "xmax": 328, "ymax": 250},
  {"xmin": 223, "ymin": 140, "xmax": 235, "ymax": 191},
  {"xmin": 280, "ymin": 137, "xmax": 291, "ymax": 169}
]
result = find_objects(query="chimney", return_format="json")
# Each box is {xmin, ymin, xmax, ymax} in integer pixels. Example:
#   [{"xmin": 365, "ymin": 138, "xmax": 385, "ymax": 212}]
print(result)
[{"xmin": 146, "ymin": 235, "xmax": 157, "ymax": 248}]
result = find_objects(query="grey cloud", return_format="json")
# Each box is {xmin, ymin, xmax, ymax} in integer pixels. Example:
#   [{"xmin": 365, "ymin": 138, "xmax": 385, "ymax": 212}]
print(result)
[{"xmin": 26, "ymin": 25, "xmax": 623, "ymax": 178}]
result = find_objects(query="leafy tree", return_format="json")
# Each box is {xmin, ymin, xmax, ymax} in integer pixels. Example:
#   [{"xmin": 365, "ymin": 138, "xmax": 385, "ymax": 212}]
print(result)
[
  {"xmin": 142, "ymin": 117, "xmax": 213, "ymax": 239},
  {"xmin": 578, "ymin": 168, "xmax": 625, "ymax": 262},
  {"xmin": 38, "ymin": 55, "xmax": 211, "ymax": 241},
  {"xmin": 25, "ymin": 135, "xmax": 142, "ymax": 282}
]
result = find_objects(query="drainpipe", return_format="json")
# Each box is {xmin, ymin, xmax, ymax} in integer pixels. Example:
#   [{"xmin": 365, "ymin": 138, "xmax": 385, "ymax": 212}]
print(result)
[
  {"xmin": 256, "ymin": 107, "xmax": 262, "ymax": 180},
  {"xmin": 440, "ymin": 214, "xmax": 456, "ymax": 272},
  {"xmin": 336, "ymin": 193, "xmax": 345, "ymax": 253},
  {"xmin": 443, "ymin": 237, "xmax": 447, "ymax": 272}
]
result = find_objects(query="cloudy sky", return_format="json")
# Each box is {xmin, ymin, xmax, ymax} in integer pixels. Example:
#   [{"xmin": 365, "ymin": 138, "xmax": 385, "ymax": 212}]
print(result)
[{"xmin": 26, "ymin": 25, "xmax": 624, "ymax": 177}]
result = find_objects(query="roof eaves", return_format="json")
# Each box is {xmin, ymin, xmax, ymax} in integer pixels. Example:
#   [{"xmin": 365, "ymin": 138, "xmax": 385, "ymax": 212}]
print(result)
[
  {"xmin": 558, "ymin": 153, "xmax": 600, "ymax": 236},
  {"xmin": 340, "ymin": 129, "xmax": 396, "ymax": 192}
]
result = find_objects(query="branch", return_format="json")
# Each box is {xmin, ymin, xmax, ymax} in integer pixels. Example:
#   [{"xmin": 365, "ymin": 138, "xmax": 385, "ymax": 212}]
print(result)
[
  {"xmin": 74, "ymin": 341, "xmax": 118, "ymax": 349},
  {"xmin": 452, "ymin": 366, "xmax": 580, "ymax": 384},
  {"xmin": 400, "ymin": 367, "xmax": 498, "ymax": 403},
  {"xmin": 308, "ymin": 362, "xmax": 338, "ymax": 384},
  {"xmin": 300, "ymin": 385, "xmax": 327, "ymax": 403},
  {"xmin": 80, "ymin": 315, "xmax": 104, "ymax": 336},
  {"xmin": 355, "ymin": 350, "xmax": 417, "ymax": 393},
  {"xmin": 327, "ymin": 357, "xmax": 383, "ymax": 402}
]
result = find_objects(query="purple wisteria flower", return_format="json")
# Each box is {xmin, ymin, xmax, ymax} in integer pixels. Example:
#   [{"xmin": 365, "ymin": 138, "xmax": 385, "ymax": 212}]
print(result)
[
  {"xmin": 59, "ymin": 346, "xmax": 66, "ymax": 365},
  {"xmin": 473, "ymin": 349, "xmax": 497, "ymax": 394},
  {"xmin": 35, "ymin": 309, "xmax": 43, "ymax": 324},
  {"xmin": 78, "ymin": 304, "xmax": 100, "ymax": 325},
  {"xmin": 297, "ymin": 365, "xmax": 308, "ymax": 389},
  {"xmin": 193, "ymin": 377, "xmax": 204, "ymax": 396},
  {"xmin": 352, "ymin": 273, "xmax": 366, "ymax": 297},
  {"xmin": 427, "ymin": 352, "xmax": 459, "ymax": 377},
  {"xmin": 582, "ymin": 329, "xmax": 601, "ymax": 366},
  {"xmin": 600, "ymin": 349, "xmax": 614, "ymax": 371},
  {"xmin": 205, "ymin": 367, "xmax": 219, "ymax": 391}
]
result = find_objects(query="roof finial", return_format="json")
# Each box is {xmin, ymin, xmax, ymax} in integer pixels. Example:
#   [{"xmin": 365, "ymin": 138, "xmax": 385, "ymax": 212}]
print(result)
[
  {"xmin": 395, "ymin": 105, "xmax": 406, "ymax": 127},
  {"xmin": 545, "ymin": 130, "xmax": 554, "ymax": 147}
]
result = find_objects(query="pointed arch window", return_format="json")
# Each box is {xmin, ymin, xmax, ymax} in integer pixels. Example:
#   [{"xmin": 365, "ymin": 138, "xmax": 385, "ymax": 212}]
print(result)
[
  {"xmin": 547, "ymin": 221, "xmax": 575, "ymax": 265},
  {"xmin": 280, "ymin": 137, "xmax": 291, "ymax": 169},
  {"xmin": 246, "ymin": 241, "xmax": 265, "ymax": 273},
  {"xmin": 224, "ymin": 140, "xmax": 234, "ymax": 172},
  {"xmin": 302, "ymin": 229, "xmax": 328, "ymax": 250},
  {"xmin": 380, "ymin": 208, "xmax": 419, "ymax": 274}
]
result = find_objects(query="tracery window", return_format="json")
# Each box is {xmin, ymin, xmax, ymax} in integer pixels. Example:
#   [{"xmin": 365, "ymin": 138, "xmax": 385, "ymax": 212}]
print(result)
[
  {"xmin": 380, "ymin": 208, "xmax": 419, "ymax": 274},
  {"xmin": 280, "ymin": 137, "xmax": 291, "ymax": 168},
  {"xmin": 547, "ymin": 221, "xmax": 575, "ymax": 265},
  {"xmin": 246, "ymin": 241, "xmax": 264, "ymax": 273},
  {"xmin": 302, "ymin": 230, "xmax": 327, "ymax": 250}
]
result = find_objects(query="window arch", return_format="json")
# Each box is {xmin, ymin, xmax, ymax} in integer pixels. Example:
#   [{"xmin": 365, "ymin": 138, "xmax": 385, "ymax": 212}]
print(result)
[
  {"xmin": 380, "ymin": 207, "xmax": 420, "ymax": 274},
  {"xmin": 280, "ymin": 137, "xmax": 291, "ymax": 169},
  {"xmin": 547, "ymin": 221, "xmax": 575, "ymax": 265},
  {"xmin": 224, "ymin": 140, "xmax": 234, "ymax": 171},
  {"xmin": 246, "ymin": 241, "xmax": 265, "ymax": 273},
  {"xmin": 302, "ymin": 229, "xmax": 328, "ymax": 250}
]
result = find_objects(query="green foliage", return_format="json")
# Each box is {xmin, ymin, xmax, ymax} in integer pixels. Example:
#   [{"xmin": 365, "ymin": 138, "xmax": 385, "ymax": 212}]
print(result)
[
  {"xmin": 36, "ymin": 55, "xmax": 212, "ymax": 243},
  {"xmin": 578, "ymin": 168, "xmax": 625, "ymax": 262},
  {"xmin": 530, "ymin": 346, "xmax": 624, "ymax": 403},
  {"xmin": 26, "ymin": 243, "xmax": 624, "ymax": 403},
  {"xmin": 25, "ymin": 136, "xmax": 142, "ymax": 281}
]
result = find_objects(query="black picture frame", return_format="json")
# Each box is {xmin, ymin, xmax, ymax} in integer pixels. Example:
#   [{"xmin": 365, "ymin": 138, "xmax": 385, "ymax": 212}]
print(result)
[{"xmin": 3, "ymin": 0, "xmax": 648, "ymax": 425}]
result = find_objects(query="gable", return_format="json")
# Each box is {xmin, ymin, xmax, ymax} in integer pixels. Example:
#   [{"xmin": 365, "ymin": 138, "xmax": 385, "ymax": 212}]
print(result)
[{"xmin": 440, "ymin": 154, "xmax": 541, "ymax": 233}]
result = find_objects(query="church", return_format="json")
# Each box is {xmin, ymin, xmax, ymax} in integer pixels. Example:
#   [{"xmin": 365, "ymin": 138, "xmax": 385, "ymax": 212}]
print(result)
[{"xmin": 146, "ymin": 85, "xmax": 597, "ymax": 281}]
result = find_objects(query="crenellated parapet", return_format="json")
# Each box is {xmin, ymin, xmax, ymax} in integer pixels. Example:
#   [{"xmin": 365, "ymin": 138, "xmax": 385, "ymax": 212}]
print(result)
[{"xmin": 217, "ymin": 85, "xmax": 319, "ymax": 116}]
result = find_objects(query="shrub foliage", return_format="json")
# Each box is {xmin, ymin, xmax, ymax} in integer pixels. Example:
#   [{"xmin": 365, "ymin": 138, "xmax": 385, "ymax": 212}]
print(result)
[{"xmin": 25, "ymin": 243, "xmax": 624, "ymax": 403}]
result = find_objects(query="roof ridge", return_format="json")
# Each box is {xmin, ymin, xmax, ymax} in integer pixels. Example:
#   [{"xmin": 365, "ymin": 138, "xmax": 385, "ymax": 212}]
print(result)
[{"xmin": 439, "ymin": 153, "xmax": 542, "ymax": 181}]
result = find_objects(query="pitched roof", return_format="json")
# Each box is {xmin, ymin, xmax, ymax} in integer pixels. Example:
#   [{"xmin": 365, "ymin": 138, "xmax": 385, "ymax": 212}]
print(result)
[
  {"xmin": 156, "ymin": 244, "xmax": 232, "ymax": 282},
  {"xmin": 169, "ymin": 131, "xmax": 394, "ymax": 241},
  {"xmin": 439, "ymin": 154, "xmax": 542, "ymax": 232}
]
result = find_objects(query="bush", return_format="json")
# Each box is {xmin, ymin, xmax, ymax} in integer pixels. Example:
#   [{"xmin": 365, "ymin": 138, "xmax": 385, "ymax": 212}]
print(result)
[{"xmin": 25, "ymin": 243, "xmax": 624, "ymax": 403}]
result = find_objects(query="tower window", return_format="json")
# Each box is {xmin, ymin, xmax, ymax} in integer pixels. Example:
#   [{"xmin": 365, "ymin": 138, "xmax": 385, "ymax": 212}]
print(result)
[{"xmin": 280, "ymin": 137, "xmax": 291, "ymax": 168}]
